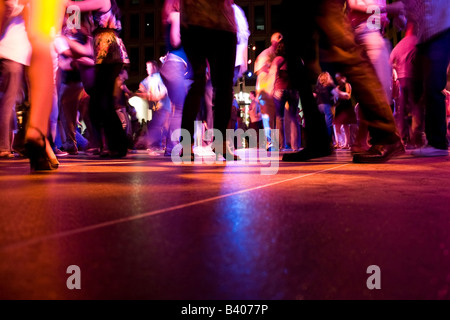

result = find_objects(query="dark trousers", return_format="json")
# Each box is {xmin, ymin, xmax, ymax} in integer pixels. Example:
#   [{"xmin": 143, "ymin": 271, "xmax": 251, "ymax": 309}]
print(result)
[
  {"xmin": 414, "ymin": 29, "xmax": 450, "ymax": 150},
  {"xmin": 89, "ymin": 63, "xmax": 128, "ymax": 155},
  {"xmin": 180, "ymin": 26, "xmax": 237, "ymax": 144},
  {"xmin": 281, "ymin": 0, "xmax": 399, "ymax": 148}
]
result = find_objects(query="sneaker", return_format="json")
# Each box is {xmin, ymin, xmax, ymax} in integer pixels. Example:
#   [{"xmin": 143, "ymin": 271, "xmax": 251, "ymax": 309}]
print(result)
[
  {"xmin": 54, "ymin": 148, "xmax": 69, "ymax": 157},
  {"xmin": 410, "ymin": 145, "xmax": 449, "ymax": 157}
]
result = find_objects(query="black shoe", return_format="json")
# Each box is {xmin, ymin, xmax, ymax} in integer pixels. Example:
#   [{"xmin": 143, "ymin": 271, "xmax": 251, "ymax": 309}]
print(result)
[
  {"xmin": 179, "ymin": 146, "xmax": 195, "ymax": 162},
  {"xmin": 352, "ymin": 140, "xmax": 405, "ymax": 163},
  {"xmin": 282, "ymin": 146, "xmax": 333, "ymax": 162},
  {"xmin": 23, "ymin": 127, "xmax": 58, "ymax": 172}
]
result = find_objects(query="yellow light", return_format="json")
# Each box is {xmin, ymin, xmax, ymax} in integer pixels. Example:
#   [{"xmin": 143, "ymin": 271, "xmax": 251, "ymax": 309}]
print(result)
[{"xmin": 29, "ymin": 0, "xmax": 65, "ymax": 39}]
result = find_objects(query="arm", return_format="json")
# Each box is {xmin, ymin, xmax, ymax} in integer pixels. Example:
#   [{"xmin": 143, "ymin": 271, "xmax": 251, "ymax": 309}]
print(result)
[
  {"xmin": 65, "ymin": 35, "xmax": 93, "ymax": 58},
  {"xmin": 332, "ymin": 87, "xmax": 351, "ymax": 100},
  {"xmin": 168, "ymin": 12, "xmax": 181, "ymax": 49}
]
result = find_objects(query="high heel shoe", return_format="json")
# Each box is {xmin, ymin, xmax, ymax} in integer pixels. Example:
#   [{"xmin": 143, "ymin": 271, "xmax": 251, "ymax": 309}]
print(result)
[{"xmin": 23, "ymin": 127, "xmax": 58, "ymax": 172}]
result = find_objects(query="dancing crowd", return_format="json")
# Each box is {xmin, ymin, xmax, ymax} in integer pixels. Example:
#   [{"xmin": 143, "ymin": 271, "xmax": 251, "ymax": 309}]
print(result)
[{"xmin": 0, "ymin": 0, "xmax": 448, "ymax": 172}]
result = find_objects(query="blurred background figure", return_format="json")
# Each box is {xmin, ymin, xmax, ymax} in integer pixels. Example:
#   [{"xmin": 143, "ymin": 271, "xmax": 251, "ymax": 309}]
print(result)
[
  {"xmin": 67, "ymin": 0, "xmax": 130, "ymax": 158},
  {"xmin": 270, "ymin": 39, "xmax": 300, "ymax": 151},
  {"xmin": 0, "ymin": 0, "xmax": 31, "ymax": 159},
  {"xmin": 248, "ymin": 90, "xmax": 263, "ymax": 148},
  {"xmin": 255, "ymin": 32, "xmax": 283, "ymax": 151},
  {"xmin": 137, "ymin": 60, "xmax": 171, "ymax": 154},
  {"xmin": 390, "ymin": 21, "xmax": 421, "ymax": 149},
  {"xmin": 314, "ymin": 71, "xmax": 338, "ymax": 144},
  {"xmin": 232, "ymin": 0, "xmax": 250, "ymax": 86},
  {"xmin": 333, "ymin": 72, "xmax": 357, "ymax": 149}
]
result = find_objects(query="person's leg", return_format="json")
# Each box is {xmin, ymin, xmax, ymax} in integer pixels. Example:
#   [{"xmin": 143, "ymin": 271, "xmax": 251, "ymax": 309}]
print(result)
[
  {"xmin": 93, "ymin": 63, "xmax": 128, "ymax": 157},
  {"xmin": 353, "ymin": 26, "xmax": 393, "ymax": 103},
  {"xmin": 207, "ymin": 29, "xmax": 237, "ymax": 144},
  {"xmin": 59, "ymin": 81, "xmax": 84, "ymax": 152},
  {"xmin": 23, "ymin": 0, "xmax": 65, "ymax": 170},
  {"xmin": 273, "ymin": 91, "xmax": 286, "ymax": 150},
  {"xmin": 395, "ymin": 78, "xmax": 409, "ymax": 144},
  {"xmin": 160, "ymin": 58, "xmax": 188, "ymax": 153},
  {"xmin": 281, "ymin": 0, "xmax": 333, "ymax": 161},
  {"xmin": 180, "ymin": 26, "xmax": 208, "ymax": 146},
  {"xmin": 420, "ymin": 30, "xmax": 450, "ymax": 150},
  {"xmin": 318, "ymin": 103, "xmax": 334, "ymax": 140},
  {"xmin": 287, "ymin": 92, "xmax": 300, "ymax": 150},
  {"xmin": 0, "ymin": 60, "xmax": 24, "ymax": 155}
]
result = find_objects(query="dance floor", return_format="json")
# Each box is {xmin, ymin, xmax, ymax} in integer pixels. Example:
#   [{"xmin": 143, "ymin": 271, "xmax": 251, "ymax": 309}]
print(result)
[{"xmin": 0, "ymin": 148, "xmax": 449, "ymax": 301}]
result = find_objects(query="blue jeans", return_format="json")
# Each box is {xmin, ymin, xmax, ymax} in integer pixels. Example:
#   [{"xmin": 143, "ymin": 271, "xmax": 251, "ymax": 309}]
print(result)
[
  {"xmin": 160, "ymin": 54, "xmax": 190, "ymax": 151},
  {"xmin": 318, "ymin": 104, "xmax": 333, "ymax": 140}
]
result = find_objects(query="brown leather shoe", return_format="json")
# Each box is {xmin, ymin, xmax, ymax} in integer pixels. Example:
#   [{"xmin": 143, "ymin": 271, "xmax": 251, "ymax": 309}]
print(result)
[{"xmin": 352, "ymin": 140, "xmax": 405, "ymax": 163}]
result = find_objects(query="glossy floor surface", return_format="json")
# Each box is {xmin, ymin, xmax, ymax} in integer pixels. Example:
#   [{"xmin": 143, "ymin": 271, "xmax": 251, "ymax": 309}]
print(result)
[{"xmin": 0, "ymin": 148, "xmax": 449, "ymax": 300}]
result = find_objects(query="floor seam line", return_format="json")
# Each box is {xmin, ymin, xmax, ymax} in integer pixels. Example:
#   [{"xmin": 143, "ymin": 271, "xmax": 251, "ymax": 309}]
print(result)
[{"xmin": 1, "ymin": 163, "xmax": 349, "ymax": 251}]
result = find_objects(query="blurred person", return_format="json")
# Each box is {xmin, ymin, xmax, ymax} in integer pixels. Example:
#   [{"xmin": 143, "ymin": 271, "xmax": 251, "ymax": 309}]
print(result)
[
  {"xmin": 270, "ymin": 39, "xmax": 300, "ymax": 151},
  {"xmin": 0, "ymin": 0, "xmax": 31, "ymax": 159},
  {"xmin": 160, "ymin": 0, "xmax": 191, "ymax": 156},
  {"xmin": 347, "ymin": 0, "xmax": 406, "ymax": 104},
  {"xmin": 333, "ymin": 72, "xmax": 357, "ymax": 149},
  {"xmin": 406, "ymin": 0, "xmax": 450, "ymax": 157},
  {"xmin": 179, "ymin": 0, "xmax": 239, "ymax": 161},
  {"xmin": 138, "ymin": 60, "xmax": 171, "ymax": 153},
  {"xmin": 113, "ymin": 68, "xmax": 136, "ymax": 151},
  {"xmin": 231, "ymin": 0, "xmax": 250, "ymax": 86},
  {"xmin": 390, "ymin": 21, "xmax": 421, "ymax": 148},
  {"xmin": 281, "ymin": 0, "xmax": 404, "ymax": 164},
  {"xmin": 346, "ymin": 0, "xmax": 406, "ymax": 153},
  {"xmin": 228, "ymin": 91, "xmax": 239, "ymax": 149},
  {"xmin": 56, "ymin": 12, "xmax": 95, "ymax": 155},
  {"xmin": 255, "ymin": 32, "xmax": 283, "ymax": 151},
  {"xmin": 66, "ymin": 0, "xmax": 130, "ymax": 158},
  {"xmin": 314, "ymin": 71, "xmax": 338, "ymax": 144},
  {"xmin": 248, "ymin": 90, "xmax": 263, "ymax": 148}
]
